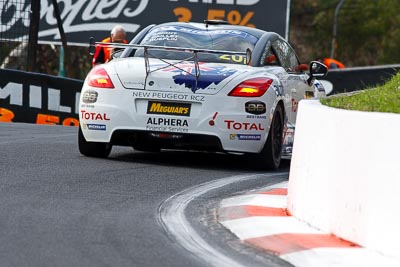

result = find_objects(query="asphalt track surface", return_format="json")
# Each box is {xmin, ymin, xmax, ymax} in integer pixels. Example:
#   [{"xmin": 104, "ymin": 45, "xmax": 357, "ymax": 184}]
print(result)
[{"xmin": 0, "ymin": 122, "xmax": 291, "ymax": 267}]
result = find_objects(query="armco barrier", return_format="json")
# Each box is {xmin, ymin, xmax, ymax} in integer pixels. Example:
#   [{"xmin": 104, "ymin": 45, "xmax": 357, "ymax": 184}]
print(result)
[
  {"xmin": 287, "ymin": 100, "xmax": 400, "ymax": 259},
  {"xmin": 0, "ymin": 68, "xmax": 83, "ymax": 125},
  {"xmin": 323, "ymin": 64, "xmax": 400, "ymax": 95}
]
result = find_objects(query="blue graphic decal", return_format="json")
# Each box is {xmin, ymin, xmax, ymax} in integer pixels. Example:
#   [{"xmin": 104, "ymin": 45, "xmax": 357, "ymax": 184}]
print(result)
[
  {"xmin": 173, "ymin": 69, "xmax": 237, "ymax": 93},
  {"xmin": 155, "ymin": 62, "xmax": 237, "ymax": 93}
]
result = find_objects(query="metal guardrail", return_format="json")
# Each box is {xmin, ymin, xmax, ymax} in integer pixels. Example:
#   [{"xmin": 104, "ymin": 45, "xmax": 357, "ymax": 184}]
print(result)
[{"xmin": 324, "ymin": 64, "xmax": 400, "ymax": 95}]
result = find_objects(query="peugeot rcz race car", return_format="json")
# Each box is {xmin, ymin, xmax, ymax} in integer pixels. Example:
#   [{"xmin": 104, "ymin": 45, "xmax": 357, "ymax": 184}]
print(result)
[{"xmin": 78, "ymin": 21, "xmax": 328, "ymax": 169}]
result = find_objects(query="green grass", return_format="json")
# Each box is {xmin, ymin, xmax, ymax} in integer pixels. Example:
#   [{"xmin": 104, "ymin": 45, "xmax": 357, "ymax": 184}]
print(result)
[{"xmin": 320, "ymin": 72, "xmax": 400, "ymax": 114}]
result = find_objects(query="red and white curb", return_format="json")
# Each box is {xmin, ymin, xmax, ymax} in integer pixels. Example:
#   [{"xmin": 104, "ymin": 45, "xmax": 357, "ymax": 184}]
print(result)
[{"xmin": 218, "ymin": 182, "xmax": 400, "ymax": 267}]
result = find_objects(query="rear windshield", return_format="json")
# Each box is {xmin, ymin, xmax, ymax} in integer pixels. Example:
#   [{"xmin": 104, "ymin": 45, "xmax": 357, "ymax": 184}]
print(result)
[{"xmin": 135, "ymin": 25, "xmax": 258, "ymax": 64}]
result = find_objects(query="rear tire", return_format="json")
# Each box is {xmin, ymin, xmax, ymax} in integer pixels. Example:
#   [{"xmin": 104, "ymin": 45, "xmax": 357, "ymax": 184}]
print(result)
[
  {"xmin": 78, "ymin": 126, "xmax": 112, "ymax": 158},
  {"xmin": 253, "ymin": 104, "xmax": 284, "ymax": 170}
]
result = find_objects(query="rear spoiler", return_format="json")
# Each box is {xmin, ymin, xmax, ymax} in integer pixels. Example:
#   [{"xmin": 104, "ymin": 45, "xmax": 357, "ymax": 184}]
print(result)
[{"xmin": 89, "ymin": 37, "xmax": 252, "ymax": 89}]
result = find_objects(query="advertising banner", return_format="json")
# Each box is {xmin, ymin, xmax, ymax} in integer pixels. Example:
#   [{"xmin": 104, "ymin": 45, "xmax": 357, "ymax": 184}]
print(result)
[
  {"xmin": 1, "ymin": 0, "xmax": 290, "ymax": 45},
  {"xmin": 0, "ymin": 68, "xmax": 82, "ymax": 126}
]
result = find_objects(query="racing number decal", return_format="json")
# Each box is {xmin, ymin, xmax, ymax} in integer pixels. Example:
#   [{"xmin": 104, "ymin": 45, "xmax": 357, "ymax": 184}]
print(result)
[
  {"xmin": 245, "ymin": 101, "xmax": 266, "ymax": 115},
  {"xmin": 219, "ymin": 55, "xmax": 247, "ymax": 64}
]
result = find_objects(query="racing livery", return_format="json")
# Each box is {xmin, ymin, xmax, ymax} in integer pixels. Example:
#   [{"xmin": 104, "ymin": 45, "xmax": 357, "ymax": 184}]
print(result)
[{"xmin": 79, "ymin": 21, "xmax": 328, "ymax": 169}]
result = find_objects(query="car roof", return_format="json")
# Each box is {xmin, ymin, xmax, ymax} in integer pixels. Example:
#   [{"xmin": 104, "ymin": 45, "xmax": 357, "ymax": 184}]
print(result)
[
  {"xmin": 150, "ymin": 21, "xmax": 274, "ymax": 39},
  {"xmin": 120, "ymin": 21, "xmax": 286, "ymax": 67}
]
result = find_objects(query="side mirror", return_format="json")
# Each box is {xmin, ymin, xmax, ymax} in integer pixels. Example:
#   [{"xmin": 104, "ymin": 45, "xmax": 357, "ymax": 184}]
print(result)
[
  {"xmin": 307, "ymin": 61, "xmax": 328, "ymax": 85},
  {"xmin": 310, "ymin": 61, "xmax": 328, "ymax": 77}
]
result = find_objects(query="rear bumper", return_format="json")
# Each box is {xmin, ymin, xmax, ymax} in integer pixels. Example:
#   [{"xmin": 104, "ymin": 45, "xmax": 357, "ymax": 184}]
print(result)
[
  {"xmin": 110, "ymin": 129, "xmax": 224, "ymax": 152},
  {"xmin": 79, "ymin": 86, "xmax": 276, "ymax": 154}
]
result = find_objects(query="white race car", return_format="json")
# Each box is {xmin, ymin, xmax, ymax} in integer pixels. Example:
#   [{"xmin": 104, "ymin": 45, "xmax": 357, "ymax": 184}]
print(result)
[{"xmin": 79, "ymin": 21, "xmax": 327, "ymax": 169}]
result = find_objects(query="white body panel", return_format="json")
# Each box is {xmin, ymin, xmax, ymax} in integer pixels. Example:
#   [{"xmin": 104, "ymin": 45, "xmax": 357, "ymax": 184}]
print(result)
[{"xmin": 80, "ymin": 59, "xmax": 290, "ymax": 153}]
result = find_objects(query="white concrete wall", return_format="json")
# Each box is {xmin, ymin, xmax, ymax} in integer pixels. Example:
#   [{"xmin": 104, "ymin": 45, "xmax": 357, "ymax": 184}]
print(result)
[{"xmin": 287, "ymin": 100, "xmax": 400, "ymax": 259}]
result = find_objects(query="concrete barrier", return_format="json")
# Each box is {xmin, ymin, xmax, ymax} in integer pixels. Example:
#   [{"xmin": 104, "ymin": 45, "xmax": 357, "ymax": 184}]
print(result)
[{"xmin": 287, "ymin": 100, "xmax": 400, "ymax": 259}]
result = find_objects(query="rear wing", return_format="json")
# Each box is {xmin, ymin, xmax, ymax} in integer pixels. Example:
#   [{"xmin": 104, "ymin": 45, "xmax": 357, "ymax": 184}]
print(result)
[{"xmin": 89, "ymin": 37, "xmax": 251, "ymax": 88}]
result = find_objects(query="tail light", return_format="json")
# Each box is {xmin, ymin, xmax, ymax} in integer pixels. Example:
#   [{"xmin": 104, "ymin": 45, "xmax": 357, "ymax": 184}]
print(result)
[
  {"xmin": 87, "ymin": 66, "xmax": 114, "ymax": 88},
  {"xmin": 228, "ymin": 77, "xmax": 273, "ymax": 97}
]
